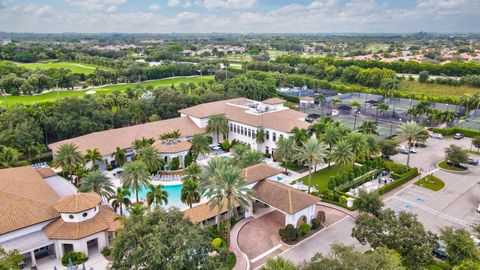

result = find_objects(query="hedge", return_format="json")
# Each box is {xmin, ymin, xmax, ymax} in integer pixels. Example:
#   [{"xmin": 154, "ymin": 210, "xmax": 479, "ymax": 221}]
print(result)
[
  {"xmin": 378, "ymin": 168, "xmax": 419, "ymax": 195},
  {"xmin": 278, "ymin": 92, "xmax": 300, "ymax": 103},
  {"xmin": 431, "ymin": 127, "xmax": 480, "ymax": 138}
]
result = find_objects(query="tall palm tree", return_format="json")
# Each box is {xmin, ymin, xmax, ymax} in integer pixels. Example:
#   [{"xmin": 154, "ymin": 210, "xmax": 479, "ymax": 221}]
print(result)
[
  {"xmin": 365, "ymin": 135, "xmax": 380, "ymax": 159},
  {"xmin": 350, "ymin": 99, "xmax": 361, "ymax": 112},
  {"xmin": 0, "ymin": 146, "xmax": 21, "ymax": 168},
  {"xmin": 121, "ymin": 160, "xmax": 151, "ymax": 202},
  {"xmin": 109, "ymin": 187, "xmax": 132, "ymax": 216},
  {"xmin": 136, "ymin": 145, "xmax": 163, "ymax": 174},
  {"xmin": 190, "ymin": 134, "xmax": 211, "ymax": 159},
  {"xmin": 146, "ymin": 184, "xmax": 168, "ymax": 207},
  {"xmin": 206, "ymin": 114, "xmax": 229, "ymax": 143},
  {"xmin": 159, "ymin": 129, "xmax": 182, "ymax": 140},
  {"xmin": 274, "ymin": 137, "xmax": 296, "ymax": 174},
  {"xmin": 202, "ymin": 157, "xmax": 229, "ymax": 188},
  {"xmin": 377, "ymin": 103, "xmax": 389, "ymax": 119},
  {"xmin": 358, "ymin": 121, "xmax": 379, "ymax": 135},
  {"xmin": 111, "ymin": 147, "xmax": 126, "ymax": 168},
  {"xmin": 294, "ymin": 138, "xmax": 328, "ymax": 194},
  {"xmin": 291, "ymin": 127, "xmax": 309, "ymax": 147},
  {"xmin": 255, "ymin": 128, "xmax": 266, "ymax": 149},
  {"xmin": 83, "ymin": 147, "xmax": 103, "ymax": 169},
  {"xmin": 53, "ymin": 143, "xmax": 83, "ymax": 183},
  {"xmin": 231, "ymin": 144, "xmax": 249, "ymax": 161},
  {"xmin": 131, "ymin": 137, "xmax": 155, "ymax": 151},
  {"xmin": 127, "ymin": 203, "xmax": 148, "ymax": 216},
  {"xmin": 346, "ymin": 132, "xmax": 369, "ymax": 167},
  {"xmin": 321, "ymin": 126, "xmax": 340, "ymax": 167},
  {"xmin": 78, "ymin": 170, "xmax": 115, "ymax": 199},
  {"xmin": 181, "ymin": 179, "xmax": 201, "ymax": 208},
  {"xmin": 330, "ymin": 140, "xmax": 355, "ymax": 169},
  {"xmin": 398, "ymin": 121, "xmax": 427, "ymax": 168},
  {"xmin": 204, "ymin": 163, "xmax": 251, "ymax": 241}
]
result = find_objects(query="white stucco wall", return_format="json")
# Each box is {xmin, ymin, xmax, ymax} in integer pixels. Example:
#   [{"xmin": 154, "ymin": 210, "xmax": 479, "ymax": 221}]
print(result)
[
  {"xmin": 60, "ymin": 206, "xmax": 99, "ymax": 223},
  {"xmin": 55, "ymin": 231, "xmax": 108, "ymax": 258},
  {"xmin": 284, "ymin": 204, "xmax": 316, "ymax": 227}
]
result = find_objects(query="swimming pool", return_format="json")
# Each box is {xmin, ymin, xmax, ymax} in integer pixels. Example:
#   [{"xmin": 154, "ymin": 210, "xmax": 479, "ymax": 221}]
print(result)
[
  {"xmin": 276, "ymin": 176, "xmax": 284, "ymax": 181},
  {"xmin": 137, "ymin": 184, "xmax": 185, "ymax": 209}
]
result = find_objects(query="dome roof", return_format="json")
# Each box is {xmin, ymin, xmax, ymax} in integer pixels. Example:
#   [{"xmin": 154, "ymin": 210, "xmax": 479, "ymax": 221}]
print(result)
[
  {"xmin": 54, "ymin": 192, "xmax": 101, "ymax": 213},
  {"xmin": 152, "ymin": 139, "xmax": 192, "ymax": 153}
]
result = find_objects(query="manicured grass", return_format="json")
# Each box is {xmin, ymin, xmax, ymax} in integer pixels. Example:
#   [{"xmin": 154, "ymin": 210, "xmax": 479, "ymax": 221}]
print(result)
[
  {"xmin": 17, "ymin": 61, "xmax": 100, "ymax": 74},
  {"xmin": 437, "ymin": 160, "xmax": 467, "ymax": 172},
  {"xmin": 0, "ymin": 75, "xmax": 214, "ymax": 106},
  {"xmin": 298, "ymin": 164, "xmax": 350, "ymax": 192},
  {"xmin": 415, "ymin": 175, "xmax": 445, "ymax": 191},
  {"xmin": 398, "ymin": 80, "xmax": 480, "ymax": 99}
]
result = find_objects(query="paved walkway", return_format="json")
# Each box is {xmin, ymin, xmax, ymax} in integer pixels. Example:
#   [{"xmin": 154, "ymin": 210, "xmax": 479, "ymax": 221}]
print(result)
[{"xmin": 231, "ymin": 217, "xmax": 253, "ymax": 270}]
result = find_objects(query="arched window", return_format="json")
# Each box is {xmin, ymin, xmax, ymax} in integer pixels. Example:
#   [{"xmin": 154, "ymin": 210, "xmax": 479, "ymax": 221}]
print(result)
[
  {"xmin": 265, "ymin": 130, "xmax": 270, "ymax": 140},
  {"xmin": 248, "ymin": 129, "xmax": 251, "ymax": 137},
  {"xmin": 229, "ymin": 124, "xmax": 233, "ymax": 132},
  {"xmin": 241, "ymin": 126, "xmax": 244, "ymax": 135},
  {"xmin": 234, "ymin": 125, "xmax": 237, "ymax": 133},
  {"xmin": 279, "ymin": 134, "xmax": 284, "ymax": 140},
  {"xmin": 272, "ymin": 132, "xmax": 277, "ymax": 142},
  {"xmin": 252, "ymin": 131, "xmax": 256, "ymax": 138}
]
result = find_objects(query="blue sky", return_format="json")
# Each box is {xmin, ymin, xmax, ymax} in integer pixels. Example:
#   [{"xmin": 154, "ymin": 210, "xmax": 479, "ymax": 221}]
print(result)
[{"xmin": 0, "ymin": 0, "xmax": 479, "ymax": 33}]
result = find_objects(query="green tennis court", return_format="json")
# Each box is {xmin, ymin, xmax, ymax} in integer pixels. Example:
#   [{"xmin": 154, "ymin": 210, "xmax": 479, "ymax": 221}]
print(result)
[{"xmin": 334, "ymin": 115, "xmax": 402, "ymax": 139}]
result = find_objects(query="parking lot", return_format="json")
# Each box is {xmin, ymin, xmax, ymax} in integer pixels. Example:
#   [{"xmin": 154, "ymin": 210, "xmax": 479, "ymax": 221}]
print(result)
[{"xmin": 388, "ymin": 136, "xmax": 480, "ymax": 233}]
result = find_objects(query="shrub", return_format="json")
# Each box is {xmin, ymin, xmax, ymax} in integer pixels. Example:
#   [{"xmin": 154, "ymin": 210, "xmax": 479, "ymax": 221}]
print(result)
[
  {"xmin": 101, "ymin": 246, "xmax": 111, "ymax": 257},
  {"xmin": 279, "ymin": 224, "xmax": 300, "ymax": 243},
  {"xmin": 61, "ymin": 251, "xmax": 87, "ymax": 266},
  {"xmin": 184, "ymin": 152, "xmax": 193, "ymax": 167},
  {"xmin": 311, "ymin": 218, "xmax": 321, "ymax": 230},
  {"xmin": 106, "ymin": 164, "xmax": 113, "ymax": 171},
  {"xmin": 299, "ymin": 223, "xmax": 312, "ymax": 235},
  {"xmin": 431, "ymin": 127, "xmax": 480, "ymax": 138},
  {"xmin": 339, "ymin": 195, "xmax": 348, "ymax": 204},
  {"xmin": 220, "ymin": 140, "xmax": 231, "ymax": 151},
  {"xmin": 169, "ymin": 157, "xmax": 180, "ymax": 170},
  {"xmin": 317, "ymin": 211, "xmax": 326, "ymax": 224},
  {"xmin": 378, "ymin": 168, "xmax": 419, "ymax": 195},
  {"xmin": 384, "ymin": 161, "xmax": 408, "ymax": 174},
  {"xmin": 212, "ymin": 237, "xmax": 223, "ymax": 249}
]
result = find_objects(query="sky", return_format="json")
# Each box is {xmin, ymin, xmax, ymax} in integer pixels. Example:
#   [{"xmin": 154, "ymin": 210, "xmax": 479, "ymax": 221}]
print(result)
[{"xmin": 0, "ymin": 0, "xmax": 479, "ymax": 33}]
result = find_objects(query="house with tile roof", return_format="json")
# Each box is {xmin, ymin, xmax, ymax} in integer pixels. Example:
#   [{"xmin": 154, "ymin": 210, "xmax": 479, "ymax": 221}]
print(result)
[
  {"xmin": 49, "ymin": 97, "xmax": 311, "ymax": 169},
  {"xmin": 0, "ymin": 166, "xmax": 120, "ymax": 268},
  {"xmin": 184, "ymin": 163, "xmax": 320, "ymax": 228}
]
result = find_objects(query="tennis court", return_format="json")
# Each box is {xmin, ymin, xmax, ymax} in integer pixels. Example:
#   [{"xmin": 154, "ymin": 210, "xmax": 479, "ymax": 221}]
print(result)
[
  {"xmin": 455, "ymin": 116, "xmax": 480, "ymax": 130},
  {"xmin": 334, "ymin": 115, "xmax": 402, "ymax": 139}
]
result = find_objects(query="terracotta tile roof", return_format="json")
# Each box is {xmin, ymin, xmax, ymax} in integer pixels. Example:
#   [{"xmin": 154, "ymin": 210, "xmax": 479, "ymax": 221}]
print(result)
[
  {"xmin": 242, "ymin": 163, "xmax": 282, "ymax": 184},
  {"xmin": 180, "ymin": 98, "xmax": 310, "ymax": 133},
  {"xmin": 251, "ymin": 180, "xmax": 320, "ymax": 215},
  {"xmin": 35, "ymin": 167, "xmax": 57, "ymax": 178},
  {"xmin": 152, "ymin": 139, "xmax": 192, "ymax": 154},
  {"xmin": 43, "ymin": 205, "xmax": 121, "ymax": 240},
  {"xmin": 48, "ymin": 116, "xmax": 204, "ymax": 156},
  {"xmin": 0, "ymin": 166, "xmax": 60, "ymax": 235},
  {"xmin": 54, "ymin": 192, "xmax": 101, "ymax": 213},
  {"xmin": 262, "ymin": 98, "xmax": 286, "ymax": 105},
  {"xmin": 183, "ymin": 199, "xmax": 238, "ymax": 224}
]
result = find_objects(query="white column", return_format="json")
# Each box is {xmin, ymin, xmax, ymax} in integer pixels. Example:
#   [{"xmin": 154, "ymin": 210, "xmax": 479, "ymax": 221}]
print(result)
[{"xmin": 30, "ymin": 251, "xmax": 36, "ymax": 267}]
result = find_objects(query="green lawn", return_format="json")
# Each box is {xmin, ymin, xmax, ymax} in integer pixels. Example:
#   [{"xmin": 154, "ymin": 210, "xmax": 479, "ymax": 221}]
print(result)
[
  {"xmin": 297, "ymin": 164, "xmax": 349, "ymax": 192},
  {"xmin": 437, "ymin": 160, "xmax": 467, "ymax": 172},
  {"xmin": 17, "ymin": 61, "xmax": 101, "ymax": 74},
  {"xmin": 0, "ymin": 75, "xmax": 214, "ymax": 106},
  {"xmin": 398, "ymin": 80, "xmax": 480, "ymax": 99},
  {"xmin": 414, "ymin": 175, "xmax": 445, "ymax": 191}
]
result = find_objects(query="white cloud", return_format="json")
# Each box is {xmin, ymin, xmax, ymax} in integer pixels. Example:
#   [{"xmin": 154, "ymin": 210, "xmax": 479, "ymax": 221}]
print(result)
[
  {"xmin": 203, "ymin": 0, "xmax": 255, "ymax": 10},
  {"xmin": 183, "ymin": 1, "xmax": 192, "ymax": 8},
  {"xmin": 167, "ymin": 0, "xmax": 180, "ymax": 7},
  {"xmin": 65, "ymin": 0, "xmax": 127, "ymax": 11},
  {"xmin": 149, "ymin": 3, "xmax": 161, "ymax": 10}
]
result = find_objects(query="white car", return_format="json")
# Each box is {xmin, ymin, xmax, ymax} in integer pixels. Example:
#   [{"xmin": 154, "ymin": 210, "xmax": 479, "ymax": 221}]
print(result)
[
  {"xmin": 430, "ymin": 133, "xmax": 443, "ymax": 139},
  {"xmin": 410, "ymin": 147, "xmax": 417, "ymax": 154}
]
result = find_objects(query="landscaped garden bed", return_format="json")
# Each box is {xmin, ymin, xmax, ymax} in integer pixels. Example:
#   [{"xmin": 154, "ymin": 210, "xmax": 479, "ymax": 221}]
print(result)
[
  {"xmin": 279, "ymin": 213, "xmax": 325, "ymax": 245},
  {"xmin": 437, "ymin": 160, "xmax": 467, "ymax": 172},
  {"xmin": 415, "ymin": 175, "xmax": 445, "ymax": 191}
]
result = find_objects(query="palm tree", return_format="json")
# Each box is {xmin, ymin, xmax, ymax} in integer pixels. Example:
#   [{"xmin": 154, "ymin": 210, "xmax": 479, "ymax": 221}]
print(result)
[
  {"xmin": 346, "ymin": 132, "xmax": 369, "ymax": 167},
  {"xmin": 330, "ymin": 97, "xmax": 342, "ymax": 109},
  {"xmin": 136, "ymin": 145, "xmax": 163, "ymax": 174},
  {"xmin": 109, "ymin": 187, "xmax": 132, "ymax": 216},
  {"xmin": 83, "ymin": 147, "xmax": 103, "ymax": 169},
  {"xmin": 350, "ymin": 99, "xmax": 361, "ymax": 112},
  {"xmin": 330, "ymin": 140, "xmax": 355, "ymax": 169},
  {"xmin": 294, "ymin": 138, "xmax": 329, "ymax": 194},
  {"xmin": 186, "ymin": 162, "xmax": 202, "ymax": 182},
  {"xmin": 190, "ymin": 134, "xmax": 211, "ymax": 160},
  {"xmin": 291, "ymin": 127, "xmax": 309, "ymax": 147},
  {"xmin": 53, "ymin": 143, "xmax": 83, "ymax": 183},
  {"xmin": 121, "ymin": 160, "xmax": 151, "ymax": 202},
  {"xmin": 146, "ymin": 184, "xmax": 168, "ymax": 207},
  {"xmin": 255, "ymin": 128, "xmax": 266, "ymax": 149},
  {"xmin": 181, "ymin": 179, "xmax": 201, "ymax": 208},
  {"xmin": 0, "ymin": 146, "xmax": 21, "ymax": 168},
  {"xmin": 127, "ymin": 203, "xmax": 148, "ymax": 216},
  {"xmin": 202, "ymin": 157, "xmax": 229, "ymax": 188},
  {"xmin": 358, "ymin": 121, "xmax": 379, "ymax": 135},
  {"xmin": 78, "ymin": 170, "xmax": 115, "ymax": 199},
  {"xmin": 377, "ymin": 103, "xmax": 389, "ymax": 119},
  {"xmin": 206, "ymin": 114, "xmax": 229, "ymax": 143},
  {"xmin": 240, "ymin": 150, "xmax": 264, "ymax": 168},
  {"xmin": 321, "ymin": 126, "xmax": 340, "ymax": 168},
  {"xmin": 274, "ymin": 137, "xmax": 296, "ymax": 174},
  {"xmin": 260, "ymin": 257, "xmax": 297, "ymax": 270},
  {"xmin": 131, "ymin": 137, "xmax": 155, "ymax": 151},
  {"xmin": 111, "ymin": 147, "xmax": 126, "ymax": 168},
  {"xmin": 204, "ymin": 163, "xmax": 251, "ymax": 242},
  {"xmin": 314, "ymin": 94, "xmax": 326, "ymax": 107},
  {"xmin": 231, "ymin": 144, "xmax": 249, "ymax": 161},
  {"xmin": 159, "ymin": 129, "xmax": 182, "ymax": 140},
  {"xmin": 398, "ymin": 121, "xmax": 427, "ymax": 168},
  {"xmin": 365, "ymin": 135, "xmax": 380, "ymax": 159}
]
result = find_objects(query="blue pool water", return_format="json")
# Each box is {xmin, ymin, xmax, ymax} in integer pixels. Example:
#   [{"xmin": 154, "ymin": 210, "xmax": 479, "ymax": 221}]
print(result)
[
  {"xmin": 277, "ymin": 176, "xmax": 284, "ymax": 181},
  {"xmin": 136, "ymin": 184, "xmax": 185, "ymax": 209},
  {"xmin": 223, "ymin": 156, "xmax": 231, "ymax": 161}
]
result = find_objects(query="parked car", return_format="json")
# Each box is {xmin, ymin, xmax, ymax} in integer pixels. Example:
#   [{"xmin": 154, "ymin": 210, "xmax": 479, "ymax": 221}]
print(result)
[
  {"xmin": 447, "ymin": 160, "xmax": 468, "ymax": 170},
  {"xmin": 433, "ymin": 247, "xmax": 447, "ymax": 260},
  {"xmin": 430, "ymin": 133, "xmax": 443, "ymax": 139},
  {"xmin": 468, "ymin": 157, "xmax": 479, "ymax": 165},
  {"xmin": 410, "ymin": 147, "xmax": 417, "ymax": 154},
  {"xmin": 397, "ymin": 146, "xmax": 409, "ymax": 154},
  {"xmin": 453, "ymin": 133, "xmax": 464, "ymax": 140}
]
